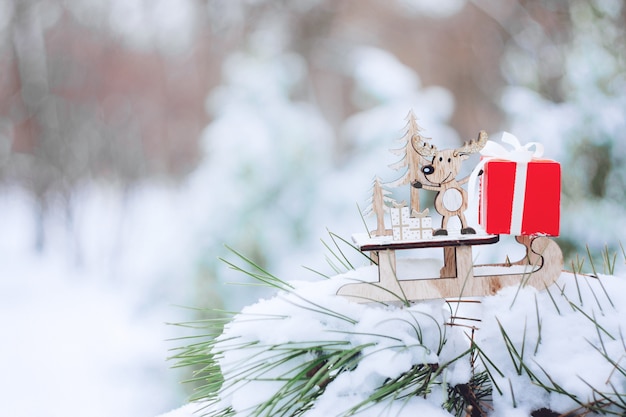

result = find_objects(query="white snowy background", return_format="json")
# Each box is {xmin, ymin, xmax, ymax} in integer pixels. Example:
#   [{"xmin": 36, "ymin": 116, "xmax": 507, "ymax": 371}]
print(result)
[{"xmin": 1, "ymin": 1, "xmax": 625, "ymax": 416}]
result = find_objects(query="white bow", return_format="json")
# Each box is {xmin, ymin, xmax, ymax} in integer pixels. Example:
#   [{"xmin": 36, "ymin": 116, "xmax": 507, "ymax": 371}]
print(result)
[
  {"xmin": 468, "ymin": 132, "xmax": 544, "ymax": 204},
  {"xmin": 481, "ymin": 132, "xmax": 544, "ymax": 162}
]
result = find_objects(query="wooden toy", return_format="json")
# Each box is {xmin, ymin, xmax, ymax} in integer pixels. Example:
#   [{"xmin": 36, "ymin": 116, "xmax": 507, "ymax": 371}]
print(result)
[
  {"xmin": 365, "ymin": 177, "xmax": 394, "ymax": 237},
  {"xmin": 337, "ymin": 116, "xmax": 563, "ymax": 303},
  {"xmin": 390, "ymin": 203, "xmax": 432, "ymax": 241},
  {"xmin": 411, "ymin": 131, "xmax": 488, "ymax": 236},
  {"xmin": 388, "ymin": 110, "xmax": 430, "ymax": 214},
  {"xmin": 336, "ymin": 234, "xmax": 563, "ymax": 303}
]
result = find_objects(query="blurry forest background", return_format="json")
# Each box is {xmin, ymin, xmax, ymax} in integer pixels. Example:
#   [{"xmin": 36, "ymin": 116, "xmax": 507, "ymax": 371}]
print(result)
[{"xmin": 0, "ymin": 0, "xmax": 625, "ymax": 416}]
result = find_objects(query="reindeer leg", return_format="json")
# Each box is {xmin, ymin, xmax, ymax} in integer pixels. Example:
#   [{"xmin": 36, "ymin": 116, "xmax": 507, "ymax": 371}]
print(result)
[
  {"xmin": 434, "ymin": 216, "xmax": 449, "ymax": 236},
  {"xmin": 458, "ymin": 213, "xmax": 476, "ymax": 234}
]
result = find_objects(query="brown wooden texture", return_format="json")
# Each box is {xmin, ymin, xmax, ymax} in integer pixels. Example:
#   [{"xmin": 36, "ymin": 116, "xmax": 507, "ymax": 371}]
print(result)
[
  {"xmin": 388, "ymin": 110, "xmax": 430, "ymax": 214},
  {"xmin": 371, "ymin": 178, "xmax": 388, "ymax": 236},
  {"xmin": 412, "ymin": 131, "xmax": 487, "ymax": 234},
  {"xmin": 336, "ymin": 236, "xmax": 563, "ymax": 303},
  {"xmin": 353, "ymin": 233, "xmax": 499, "ymax": 252}
]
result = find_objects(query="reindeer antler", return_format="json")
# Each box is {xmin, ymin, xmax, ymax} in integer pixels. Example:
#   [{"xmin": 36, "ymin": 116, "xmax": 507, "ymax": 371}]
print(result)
[
  {"xmin": 453, "ymin": 130, "xmax": 488, "ymax": 156},
  {"xmin": 411, "ymin": 135, "xmax": 437, "ymax": 157}
]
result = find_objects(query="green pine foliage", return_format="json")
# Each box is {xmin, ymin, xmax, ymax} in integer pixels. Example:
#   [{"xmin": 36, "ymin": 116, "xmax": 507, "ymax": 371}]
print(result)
[{"xmin": 170, "ymin": 240, "xmax": 626, "ymax": 417}]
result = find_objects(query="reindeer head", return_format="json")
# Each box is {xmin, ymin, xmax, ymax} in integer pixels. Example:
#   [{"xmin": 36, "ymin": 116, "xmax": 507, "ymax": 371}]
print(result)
[{"xmin": 412, "ymin": 131, "xmax": 488, "ymax": 185}]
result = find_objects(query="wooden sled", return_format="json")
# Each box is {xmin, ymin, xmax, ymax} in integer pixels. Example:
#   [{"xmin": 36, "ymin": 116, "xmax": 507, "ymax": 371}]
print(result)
[{"xmin": 336, "ymin": 234, "xmax": 564, "ymax": 303}]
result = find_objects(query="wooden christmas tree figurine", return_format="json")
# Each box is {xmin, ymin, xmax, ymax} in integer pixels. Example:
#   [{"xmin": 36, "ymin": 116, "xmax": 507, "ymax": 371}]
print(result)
[
  {"xmin": 388, "ymin": 110, "xmax": 430, "ymax": 215},
  {"xmin": 412, "ymin": 131, "xmax": 488, "ymax": 236},
  {"xmin": 364, "ymin": 177, "xmax": 393, "ymax": 236}
]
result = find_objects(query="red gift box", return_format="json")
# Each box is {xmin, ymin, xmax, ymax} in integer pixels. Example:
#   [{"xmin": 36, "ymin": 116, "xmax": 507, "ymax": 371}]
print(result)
[{"xmin": 479, "ymin": 158, "xmax": 561, "ymax": 236}]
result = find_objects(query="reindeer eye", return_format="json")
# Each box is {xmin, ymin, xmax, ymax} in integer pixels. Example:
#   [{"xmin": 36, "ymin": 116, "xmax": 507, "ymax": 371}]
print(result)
[
  {"xmin": 448, "ymin": 158, "xmax": 451, "ymax": 163},
  {"xmin": 439, "ymin": 157, "xmax": 443, "ymax": 162}
]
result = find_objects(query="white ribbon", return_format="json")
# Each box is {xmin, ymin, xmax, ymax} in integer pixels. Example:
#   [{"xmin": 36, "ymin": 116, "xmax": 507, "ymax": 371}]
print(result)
[
  {"xmin": 483, "ymin": 132, "xmax": 543, "ymax": 162},
  {"xmin": 467, "ymin": 132, "xmax": 544, "ymax": 234},
  {"xmin": 509, "ymin": 162, "xmax": 528, "ymax": 235}
]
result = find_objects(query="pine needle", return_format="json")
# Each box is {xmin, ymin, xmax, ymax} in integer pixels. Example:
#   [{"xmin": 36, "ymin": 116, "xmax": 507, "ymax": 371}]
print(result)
[
  {"xmin": 586, "ymin": 245, "xmax": 599, "ymax": 278},
  {"xmin": 543, "ymin": 283, "xmax": 561, "ymax": 315},
  {"xmin": 321, "ymin": 237, "xmax": 351, "ymax": 272},
  {"xmin": 567, "ymin": 301, "xmax": 616, "ymax": 341},
  {"xmin": 595, "ymin": 274, "xmax": 616, "ymax": 308},
  {"xmin": 356, "ymin": 202, "xmax": 372, "ymax": 239},
  {"xmin": 582, "ymin": 273, "xmax": 604, "ymax": 314},
  {"xmin": 300, "ymin": 265, "xmax": 330, "ymax": 279},
  {"xmin": 326, "ymin": 229, "xmax": 357, "ymax": 269},
  {"xmin": 533, "ymin": 294, "xmax": 542, "ymax": 356},
  {"xmin": 508, "ymin": 379, "xmax": 517, "ymax": 409},
  {"xmin": 602, "ymin": 244, "xmax": 617, "ymax": 275},
  {"xmin": 466, "ymin": 337, "xmax": 504, "ymax": 396},
  {"xmin": 571, "ymin": 268, "xmax": 584, "ymax": 306},
  {"xmin": 221, "ymin": 245, "xmax": 294, "ymax": 291}
]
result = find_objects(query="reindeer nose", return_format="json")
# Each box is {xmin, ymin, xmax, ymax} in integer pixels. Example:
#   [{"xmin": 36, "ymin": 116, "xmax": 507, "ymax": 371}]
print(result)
[{"xmin": 422, "ymin": 165, "xmax": 434, "ymax": 176}]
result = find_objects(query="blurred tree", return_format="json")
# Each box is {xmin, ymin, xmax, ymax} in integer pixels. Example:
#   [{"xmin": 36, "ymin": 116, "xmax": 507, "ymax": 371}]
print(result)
[
  {"xmin": 0, "ymin": 0, "xmax": 211, "ymax": 250},
  {"xmin": 1, "ymin": 0, "xmax": 623, "ymax": 270},
  {"xmin": 497, "ymin": 0, "xmax": 626, "ymax": 266}
]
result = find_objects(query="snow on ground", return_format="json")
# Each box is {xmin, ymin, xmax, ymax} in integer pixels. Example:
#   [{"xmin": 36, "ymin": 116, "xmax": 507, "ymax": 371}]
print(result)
[
  {"xmin": 0, "ymin": 186, "xmax": 192, "ymax": 417},
  {"xmin": 0, "ymin": 258, "xmax": 182, "ymax": 417}
]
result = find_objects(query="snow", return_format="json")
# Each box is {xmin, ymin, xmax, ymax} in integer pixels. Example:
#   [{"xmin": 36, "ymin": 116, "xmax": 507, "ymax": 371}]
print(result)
[
  {"xmin": 165, "ymin": 263, "xmax": 626, "ymax": 417},
  {"xmin": 478, "ymin": 276, "xmax": 626, "ymax": 415},
  {"xmin": 0, "ymin": 186, "xmax": 191, "ymax": 417},
  {"xmin": 157, "ymin": 404, "xmax": 199, "ymax": 417},
  {"xmin": 395, "ymin": 0, "xmax": 467, "ymax": 19},
  {"xmin": 350, "ymin": 47, "xmax": 421, "ymax": 103}
]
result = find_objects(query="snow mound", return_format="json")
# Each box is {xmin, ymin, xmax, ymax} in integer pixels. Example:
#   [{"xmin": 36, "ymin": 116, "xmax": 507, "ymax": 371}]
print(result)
[{"xmin": 170, "ymin": 267, "xmax": 626, "ymax": 417}]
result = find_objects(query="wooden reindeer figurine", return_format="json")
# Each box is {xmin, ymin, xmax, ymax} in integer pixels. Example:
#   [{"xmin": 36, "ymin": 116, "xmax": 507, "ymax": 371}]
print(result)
[{"xmin": 411, "ymin": 131, "xmax": 488, "ymax": 236}]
